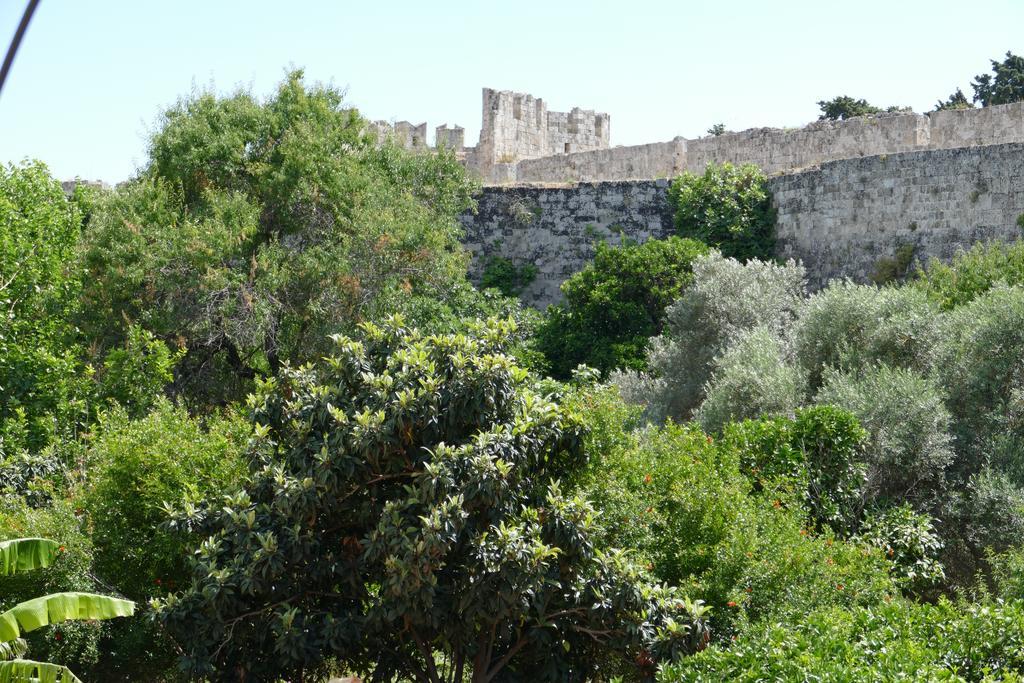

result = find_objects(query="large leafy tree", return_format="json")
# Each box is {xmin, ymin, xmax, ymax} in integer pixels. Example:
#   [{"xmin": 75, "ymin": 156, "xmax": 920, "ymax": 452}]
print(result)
[
  {"xmin": 79, "ymin": 71, "xmax": 478, "ymax": 406},
  {"xmin": 536, "ymin": 237, "xmax": 709, "ymax": 379},
  {"xmin": 971, "ymin": 51, "xmax": 1024, "ymax": 106},
  {"xmin": 156, "ymin": 318, "xmax": 708, "ymax": 682}
]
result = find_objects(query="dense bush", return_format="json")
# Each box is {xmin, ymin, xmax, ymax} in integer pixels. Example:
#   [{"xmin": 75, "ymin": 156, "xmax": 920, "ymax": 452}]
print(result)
[
  {"xmin": 85, "ymin": 400, "xmax": 248, "ymax": 602},
  {"xmin": 536, "ymin": 237, "xmax": 709, "ymax": 378},
  {"xmin": 914, "ymin": 240, "xmax": 1024, "ymax": 309},
  {"xmin": 933, "ymin": 285, "xmax": 1024, "ymax": 478},
  {"xmin": 573, "ymin": 395, "xmax": 894, "ymax": 641},
  {"xmin": 156, "ymin": 319, "xmax": 708, "ymax": 681},
  {"xmin": 479, "ymin": 255, "xmax": 537, "ymax": 297},
  {"xmin": 0, "ymin": 162, "xmax": 88, "ymax": 455},
  {"xmin": 816, "ymin": 366, "xmax": 955, "ymax": 513},
  {"xmin": 695, "ymin": 327, "xmax": 805, "ymax": 434},
  {"xmin": 855, "ymin": 505, "xmax": 945, "ymax": 594},
  {"xmin": 668, "ymin": 163, "xmax": 775, "ymax": 261},
  {"xmin": 662, "ymin": 599, "xmax": 1024, "ymax": 682},
  {"xmin": 617, "ymin": 252, "xmax": 805, "ymax": 422},
  {"xmin": 721, "ymin": 406, "xmax": 869, "ymax": 534},
  {"xmin": 793, "ymin": 281, "xmax": 941, "ymax": 392}
]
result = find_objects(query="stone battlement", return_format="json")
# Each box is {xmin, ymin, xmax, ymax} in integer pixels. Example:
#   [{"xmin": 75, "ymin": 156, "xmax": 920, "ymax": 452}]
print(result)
[
  {"xmin": 367, "ymin": 87, "xmax": 611, "ymax": 183},
  {"xmin": 370, "ymin": 87, "xmax": 1024, "ymax": 185}
]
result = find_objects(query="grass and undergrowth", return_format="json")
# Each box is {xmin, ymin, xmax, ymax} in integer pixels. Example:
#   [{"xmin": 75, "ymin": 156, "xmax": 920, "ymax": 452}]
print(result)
[{"xmin": 7, "ymin": 71, "xmax": 1024, "ymax": 682}]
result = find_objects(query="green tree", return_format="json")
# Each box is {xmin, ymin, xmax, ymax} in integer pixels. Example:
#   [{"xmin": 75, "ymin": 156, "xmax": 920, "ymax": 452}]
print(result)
[
  {"xmin": 79, "ymin": 71, "xmax": 478, "ymax": 406},
  {"xmin": 536, "ymin": 237, "xmax": 709, "ymax": 378},
  {"xmin": 668, "ymin": 163, "xmax": 775, "ymax": 262},
  {"xmin": 156, "ymin": 318, "xmax": 708, "ymax": 682},
  {"xmin": 972, "ymin": 51, "xmax": 1024, "ymax": 106},
  {"xmin": 933, "ymin": 88, "xmax": 973, "ymax": 112},
  {"xmin": 0, "ymin": 537, "xmax": 134, "ymax": 683},
  {"xmin": 816, "ymin": 96, "xmax": 883, "ymax": 120},
  {"xmin": 0, "ymin": 162, "xmax": 88, "ymax": 454}
]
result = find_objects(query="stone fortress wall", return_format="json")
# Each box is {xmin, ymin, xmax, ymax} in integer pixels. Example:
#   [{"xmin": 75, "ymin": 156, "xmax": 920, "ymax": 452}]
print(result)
[
  {"xmin": 322, "ymin": 88, "xmax": 1024, "ymax": 306},
  {"xmin": 372, "ymin": 87, "xmax": 1024, "ymax": 185},
  {"xmin": 464, "ymin": 143, "xmax": 1024, "ymax": 307}
]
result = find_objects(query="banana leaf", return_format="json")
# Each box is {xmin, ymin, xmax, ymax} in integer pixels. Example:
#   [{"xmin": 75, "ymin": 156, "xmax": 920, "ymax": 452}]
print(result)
[
  {"xmin": 0, "ymin": 593, "xmax": 134, "ymax": 643},
  {"xmin": 0, "ymin": 540, "xmax": 59, "ymax": 577},
  {"xmin": 0, "ymin": 639, "xmax": 26, "ymax": 661},
  {"xmin": 0, "ymin": 659, "xmax": 83, "ymax": 683}
]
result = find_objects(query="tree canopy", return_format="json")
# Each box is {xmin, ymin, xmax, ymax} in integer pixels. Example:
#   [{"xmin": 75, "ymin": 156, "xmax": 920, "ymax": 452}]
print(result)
[
  {"xmin": 971, "ymin": 51, "xmax": 1024, "ymax": 106},
  {"xmin": 79, "ymin": 71, "xmax": 478, "ymax": 406},
  {"xmin": 156, "ymin": 318, "xmax": 708, "ymax": 682}
]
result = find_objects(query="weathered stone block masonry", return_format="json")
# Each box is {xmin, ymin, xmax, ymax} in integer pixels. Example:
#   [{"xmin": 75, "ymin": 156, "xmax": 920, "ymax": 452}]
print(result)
[{"xmin": 382, "ymin": 89, "xmax": 1024, "ymax": 306}]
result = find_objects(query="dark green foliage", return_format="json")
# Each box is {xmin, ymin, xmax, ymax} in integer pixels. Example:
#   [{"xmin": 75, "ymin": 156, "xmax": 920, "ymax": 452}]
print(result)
[
  {"xmin": 706, "ymin": 124, "xmax": 726, "ymax": 137},
  {"xmin": 661, "ymin": 599, "xmax": 1024, "ymax": 681},
  {"xmin": 536, "ymin": 237, "xmax": 710, "ymax": 378},
  {"xmin": 722, "ymin": 406, "xmax": 869, "ymax": 534},
  {"xmin": 913, "ymin": 239, "xmax": 1024, "ymax": 309},
  {"xmin": 571, "ymin": 388, "xmax": 893, "ymax": 642},
  {"xmin": 816, "ymin": 96, "xmax": 882, "ymax": 120},
  {"xmin": 79, "ymin": 71, "xmax": 477, "ymax": 406},
  {"xmin": 972, "ymin": 51, "xmax": 1024, "ymax": 106},
  {"xmin": 870, "ymin": 243, "xmax": 916, "ymax": 284},
  {"xmin": 479, "ymin": 255, "xmax": 537, "ymax": 297},
  {"xmin": 934, "ymin": 88, "xmax": 974, "ymax": 112},
  {"xmin": 855, "ymin": 505, "xmax": 944, "ymax": 594},
  {"xmin": 156, "ymin": 319, "xmax": 708, "ymax": 682},
  {"xmin": 668, "ymin": 164, "xmax": 775, "ymax": 261}
]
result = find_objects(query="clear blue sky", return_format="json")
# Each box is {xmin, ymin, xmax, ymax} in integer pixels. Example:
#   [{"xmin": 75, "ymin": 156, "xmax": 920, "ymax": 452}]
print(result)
[{"xmin": 1, "ymin": 0, "xmax": 1021, "ymax": 183}]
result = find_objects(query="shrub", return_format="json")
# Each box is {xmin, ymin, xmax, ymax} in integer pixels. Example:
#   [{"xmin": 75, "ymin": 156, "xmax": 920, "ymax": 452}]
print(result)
[
  {"xmin": 695, "ymin": 327, "xmax": 805, "ymax": 434},
  {"xmin": 870, "ymin": 243, "xmax": 917, "ymax": 285},
  {"xmin": 933, "ymin": 285, "xmax": 1024, "ymax": 478},
  {"xmin": 624, "ymin": 252, "xmax": 805, "ymax": 422},
  {"xmin": 479, "ymin": 255, "xmax": 537, "ymax": 297},
  {"xmin": 816, "ymin": 366, "xmax": 955, "ymax": 513},
  {"xmin": 155, "ymin": 318, "xmax": 708, "ymax": 681},
  {"xmin": 793, "ymin": 280, "xmax": 942, "ymax": 393},
  {"xmin": 661, "ymin": 599, "xmax": 1024, "ymax": 681},
  {"xmin": 944, "ymin": 467, "xmax": 1024, "ymax": 586},
  {"xmin": 0, "ymin": 499, "xmax": 103, "ymax": 674},
  {"xmin": 855, "ymin": 505, "xmax": 945, "ymax": 594},
  {"xmin": 721, "ymin": 406, "xmax": 869, "ymax": 534},
  {"xmin": 575, "ymin": 405, "xmax": 893, "ymax": 640},
  {"xmin": 668, "ymin": 163, "xmax": 775, "ymax": 261},
  {"xmin": 95, "ymin": 324, "xmax": 184, "ymax": 418},
  {"xmin": 914, "ymin": 239, "xmax": 1024, "ymax": 309},
  {"xmin": 85, "ymin": 399, "xmax": 248, "ymax": 602},
  {"xmin": 536, "ymin": 236, "xmax": 709, "ymax": 378}
]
